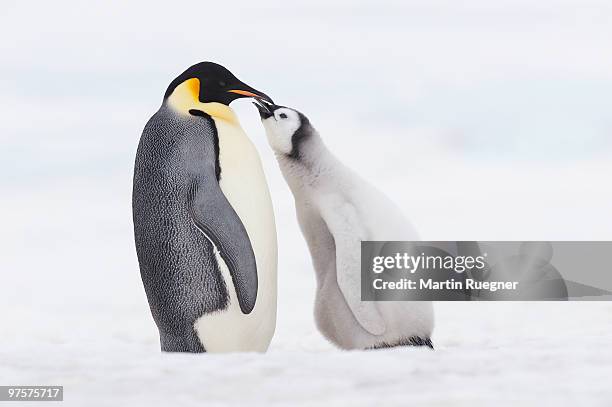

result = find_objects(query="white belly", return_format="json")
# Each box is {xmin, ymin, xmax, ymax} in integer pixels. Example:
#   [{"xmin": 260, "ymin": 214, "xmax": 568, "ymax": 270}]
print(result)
[{"xmin": 193, "ymin": 119, "xmax": 278, "ymax": 352}]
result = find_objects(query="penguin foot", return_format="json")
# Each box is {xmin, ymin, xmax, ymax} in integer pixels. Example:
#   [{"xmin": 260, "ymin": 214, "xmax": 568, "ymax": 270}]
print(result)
[{"xmin": 368, "ymin": 336, "xmax": 434, "ymax": 350}]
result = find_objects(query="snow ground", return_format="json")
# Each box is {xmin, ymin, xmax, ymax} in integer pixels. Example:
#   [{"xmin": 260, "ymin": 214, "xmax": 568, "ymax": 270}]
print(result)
[
  {"xmin": 1, "ymin": 155, "xmax": 611, "ymax": 406},
  {"xmin": 2, "ymin": 302, "xmax": 612, "ymax": 407}
]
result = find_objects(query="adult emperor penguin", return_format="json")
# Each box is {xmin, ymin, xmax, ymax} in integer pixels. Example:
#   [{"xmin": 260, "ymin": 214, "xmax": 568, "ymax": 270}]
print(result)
[
  {"xmin": 255, "ymin": 101, "xmax": 434, "ymax": 350},
  {"xmin": 133, "ymin": 62, "xmax": 277, "ymax": 353}
]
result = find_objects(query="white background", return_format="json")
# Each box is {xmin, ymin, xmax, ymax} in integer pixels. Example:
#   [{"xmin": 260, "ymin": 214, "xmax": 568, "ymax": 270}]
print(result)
[{"xmin": 1, "ymin": 1, "xmax": 611, "ymax": 405}]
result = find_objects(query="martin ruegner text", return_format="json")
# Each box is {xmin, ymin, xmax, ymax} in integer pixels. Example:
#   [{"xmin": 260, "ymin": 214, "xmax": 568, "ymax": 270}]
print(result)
[{"xmin": 372, "ymin": 278, "xmax": 518, "ymax": 292}]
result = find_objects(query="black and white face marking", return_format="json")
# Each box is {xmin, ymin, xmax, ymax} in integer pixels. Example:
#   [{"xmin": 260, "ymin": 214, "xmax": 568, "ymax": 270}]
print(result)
[{"xmin": 255, "ymin": 102, "xmax": 311, "ymax": 159}]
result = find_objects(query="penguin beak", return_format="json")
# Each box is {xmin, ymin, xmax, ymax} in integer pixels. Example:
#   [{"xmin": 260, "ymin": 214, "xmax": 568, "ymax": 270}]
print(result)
[
  {"xmin": 252, "ymin": 99, "xmax": 276, "ymax": 119},
  {"xmin": 227, "ymin": 85, "xmax": 274, "ymax": 104}
]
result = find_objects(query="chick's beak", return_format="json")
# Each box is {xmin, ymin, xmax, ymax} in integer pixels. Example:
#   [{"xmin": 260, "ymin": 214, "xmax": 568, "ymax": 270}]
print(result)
[{"xmin": 252, "ymin": 99, "xmax": 276, "ymax": 119}]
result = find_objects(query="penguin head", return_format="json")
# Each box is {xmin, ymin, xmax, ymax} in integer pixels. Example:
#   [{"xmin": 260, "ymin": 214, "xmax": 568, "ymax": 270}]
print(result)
[
  {"xmin": 164, "ymin": 62, "xmax": 272, "ymax": 123},
  {"xmin": 255, "ymin": 101, "xmax": 312, "ymax": 159}
]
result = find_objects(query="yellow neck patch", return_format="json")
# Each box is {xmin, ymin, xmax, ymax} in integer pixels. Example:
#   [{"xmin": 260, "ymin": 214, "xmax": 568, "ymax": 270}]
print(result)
[{"xmin": 167, "ymin": 78, "xmax": 239, "ymax": 125}]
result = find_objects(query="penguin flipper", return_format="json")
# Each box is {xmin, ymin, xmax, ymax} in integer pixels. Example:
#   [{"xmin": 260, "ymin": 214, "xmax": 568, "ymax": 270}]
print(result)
[
  {"xmin": 188, "ymin": 176, "xmax": 258, "ymax": 314},
  {"xmin": 319, "ymin": 199, "xmax": 386, "ymax": 336}
]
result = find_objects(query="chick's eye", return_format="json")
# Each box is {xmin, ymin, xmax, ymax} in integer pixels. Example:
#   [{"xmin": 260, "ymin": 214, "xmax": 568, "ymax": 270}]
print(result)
[{"xmin": 279, "ymin": 113, "xmax": 288, "ymax": 119}]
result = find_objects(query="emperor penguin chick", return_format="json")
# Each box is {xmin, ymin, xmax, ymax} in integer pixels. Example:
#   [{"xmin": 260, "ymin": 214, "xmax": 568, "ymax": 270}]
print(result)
[{"xmin": 255, "ymin": 102, "xmax": 434, "ymax": 350}]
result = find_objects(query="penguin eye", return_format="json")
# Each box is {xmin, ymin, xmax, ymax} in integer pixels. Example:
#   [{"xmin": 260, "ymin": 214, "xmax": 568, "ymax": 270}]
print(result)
[
  {"xmin": 218, "ymin": 80, "xmax": 226, "ymax": 87},
  {"xmin": 279, "ymin": 113, "xmax": 288, "ymax": 119}
]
